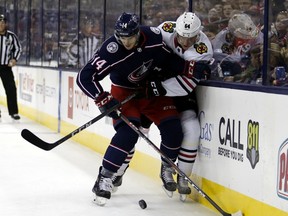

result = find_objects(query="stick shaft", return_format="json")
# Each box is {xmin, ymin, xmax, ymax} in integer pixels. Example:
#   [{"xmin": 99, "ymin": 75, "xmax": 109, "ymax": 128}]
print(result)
[
  {"xmin": 21, "ymin": 93, "xmax": 136, "ymax": 151},
  {"xmin": 119, "ymin": 114, "xmax": 236, "ymax": 216}
]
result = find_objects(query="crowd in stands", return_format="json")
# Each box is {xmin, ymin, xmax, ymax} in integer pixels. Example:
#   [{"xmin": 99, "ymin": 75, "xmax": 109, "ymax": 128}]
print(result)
[
  {"xmin": 67, "ymin": 0, "xmax": 287, "ymax": 87},
  {"xmin": 3, "ymin": 0, "xmax": 287, "ymax": 87},
  {"xmin": 190, "ymin": 0, "xmax": 288, "ymax": 86}
]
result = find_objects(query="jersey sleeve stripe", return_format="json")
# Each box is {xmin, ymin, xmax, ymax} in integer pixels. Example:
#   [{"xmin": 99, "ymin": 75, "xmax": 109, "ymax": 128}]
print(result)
[{"xmin": 175, "ymin": 75, "xmax": 197, "ymax": 94}]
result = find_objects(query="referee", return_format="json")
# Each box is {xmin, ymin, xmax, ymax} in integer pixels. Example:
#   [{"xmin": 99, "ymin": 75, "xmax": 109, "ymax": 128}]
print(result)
[{"xmin": 0, "ymin": 14, "xmax": 22, "ymax": 120}]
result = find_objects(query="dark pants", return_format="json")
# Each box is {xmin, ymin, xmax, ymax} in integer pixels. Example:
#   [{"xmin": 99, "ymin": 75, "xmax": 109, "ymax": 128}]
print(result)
[{"xmin": 0, "ymin": 65, "xmax": 19, "ymax": 115}]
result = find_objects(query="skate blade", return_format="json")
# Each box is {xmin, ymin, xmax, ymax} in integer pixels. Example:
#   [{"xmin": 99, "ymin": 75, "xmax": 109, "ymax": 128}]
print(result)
[
  {"xmin": 112, "ymin": 186, "xmax": 118, "ymax": 193},
  {"xmin": 93, "ymin": 196, "xmax": 107, "ymax": 206},
  {"xmin": 179, "ymin": 194, "xmax": 187, "ymax": 202},
  {"xmin": 162, "ymin": 185, "xmax": 173, "ymax": 198}
]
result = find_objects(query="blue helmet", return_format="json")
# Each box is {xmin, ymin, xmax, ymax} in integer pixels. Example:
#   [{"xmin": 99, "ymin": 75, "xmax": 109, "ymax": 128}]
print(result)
[{"xmin": 114, "ymin": 12, "xmax": 139, "ymax": 37}]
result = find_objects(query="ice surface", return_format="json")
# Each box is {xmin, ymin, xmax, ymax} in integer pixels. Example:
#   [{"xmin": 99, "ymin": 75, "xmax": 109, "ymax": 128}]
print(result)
[{"xmin": 0, "ymin": 106, "xmax": 217, "ymax": 216}]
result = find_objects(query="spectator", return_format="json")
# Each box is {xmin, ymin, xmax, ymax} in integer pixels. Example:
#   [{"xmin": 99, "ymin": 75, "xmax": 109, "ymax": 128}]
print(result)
[
  {"xmin": 67, "ymin": 16, "xmax": 100, "ymax": 68},
  {"xmin": 0, "ymin": 14, "xmax": 22, "ymax": 120},
  {"xmin": 234, "ymin": 42, "xmax": 288, "ymax": 85},
  {"xmin": 222, "ymin": 3, "xmax": 234, "ymax": 19},
  {"xmin": 211, "ymin": 13, "xmax": 263, "ymax": 79},
  {"xmin": 246, "ymin": 5, "xmax": 263, "ymax": 28},
  {"xmin": 281, "ymin": 38, "xmax": 288, "ymax": 65},
  {"xmin": 214, "ymin": 3, "xmax": 224, "ymax": 18},
  {"xmin": 265, "ymin": 43, "xmax": 287, "ymax": 85},
  {"xmin": 205, "ymin": 8, "xmax": 222, "ymax": 24},
  {"xmin": 203, "ymin": 24, "xmax": 219, "ymax": 41},
  {"xmin": 230, "ymin": 42, "xmax": 288, "ymax": 85},
  {"xmin": 194, "ymin": 0, "xmax": 209, "ymax": 20},
  {"xmin": 233, "ymin": 44, "xmax": 262, "ymax": 83},
  {"xmin": 270, "ymin": 10, "xmax": 288, "ymax": 48},
  {"xmin": 202, "ymin": 8, "xmax": 223, "ymax": 33},
  {"xmin": 238, "ymin": 0, "xmax": 252, "ymax": 12},
  {"xmin": 271, "ymin": 0, "xmax": 287, "ymax": 20}
]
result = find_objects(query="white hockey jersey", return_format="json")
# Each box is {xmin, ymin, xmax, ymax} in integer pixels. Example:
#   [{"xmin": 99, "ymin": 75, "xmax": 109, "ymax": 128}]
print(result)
[{"xmin": 158, "ymin": 21, "xmax": 213, "ymax": 96}]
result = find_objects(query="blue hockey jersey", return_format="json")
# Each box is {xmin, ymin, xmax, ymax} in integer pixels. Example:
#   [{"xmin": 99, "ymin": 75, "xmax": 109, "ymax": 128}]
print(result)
[{"xmin": 76, "ymin": 26, "xmax": 187, "ymax": 99}]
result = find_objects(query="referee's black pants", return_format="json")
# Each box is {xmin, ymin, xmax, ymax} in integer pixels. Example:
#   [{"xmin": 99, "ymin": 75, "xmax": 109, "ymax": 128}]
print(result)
[{"xmin": 0, "ymin": 65, "xmax": 19, "ymax": 115}]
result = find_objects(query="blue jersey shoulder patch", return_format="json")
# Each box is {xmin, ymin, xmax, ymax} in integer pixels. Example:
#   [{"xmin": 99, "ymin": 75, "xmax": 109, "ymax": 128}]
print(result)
[
  {"xmin": 106, "ymin": 42, "xmax": 118, "ymax": 53},
  {"xmin": 150, "ymin": 27, "xmax": 161, "ymax": 35}
]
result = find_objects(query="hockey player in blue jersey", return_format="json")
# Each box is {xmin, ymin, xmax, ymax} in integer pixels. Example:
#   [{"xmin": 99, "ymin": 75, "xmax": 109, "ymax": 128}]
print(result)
[{"xmin": 76, "ymin": 12, "xmax": 207, "ymax": 205}]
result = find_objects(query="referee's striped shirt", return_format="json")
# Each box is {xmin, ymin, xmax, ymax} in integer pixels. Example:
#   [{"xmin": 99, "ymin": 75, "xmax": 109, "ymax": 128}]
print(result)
[{"xmin": 0, "ymin": 30, "xmax": 22, "ymax": 65}]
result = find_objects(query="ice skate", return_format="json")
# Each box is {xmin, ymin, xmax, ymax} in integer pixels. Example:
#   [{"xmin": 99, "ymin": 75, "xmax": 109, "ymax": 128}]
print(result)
[
  {"xmin": 11, "ymin": 114, "xmax": 20, "ymax": 120},
  {"xmin": 111, "ymin": 174, "xmax": 123, "ymax": 193},
  {"xmin": 177, "ymin": 174, "xmax": 191, "ymax": 202},
  {"xmin": 92, "ymin": 169, "xmax": 113, "ymax": 206},
  {"xmin": 160, "ymin": 163, "xmax": 177, "ymax": 198},
  {"xmin": 93, "ymin": 196, "xmax": 108, "ymax": 206}
]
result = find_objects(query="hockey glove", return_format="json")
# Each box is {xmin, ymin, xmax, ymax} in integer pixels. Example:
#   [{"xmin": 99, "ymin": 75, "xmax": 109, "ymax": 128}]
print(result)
[
  {"xmin": 184, "ymin": 60, "xmax": 211, "ymax": 80},
  {"xmin": 95, "ymin": 91, "xmax": 119, "ymax": 119},
  {"xmin": 146, "ymin": 80, "xmax": 167, "ymax": 98}
]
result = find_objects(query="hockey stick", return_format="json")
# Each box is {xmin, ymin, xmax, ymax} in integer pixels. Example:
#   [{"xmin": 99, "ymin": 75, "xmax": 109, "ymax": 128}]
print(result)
[
  {"xmin": 21, "ymin": 93, "xmax": 136, "ymax": 151},
  {"xmin": 119, "ymin": 113, "xmax": 243, "ymax": 216}
]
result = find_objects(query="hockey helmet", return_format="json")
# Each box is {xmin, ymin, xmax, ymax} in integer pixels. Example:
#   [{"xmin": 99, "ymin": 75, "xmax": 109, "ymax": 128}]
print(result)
[
  {"xmin": 175, "ymin": 12, "xmax": 202, "ymax": 38},
  {"xmin": 115, "ymin": 12, "xmax": 139, "ymax": 37},
  {"xmin": 228, "ymin": 13, "xmax": 259, "ymax": 40}
]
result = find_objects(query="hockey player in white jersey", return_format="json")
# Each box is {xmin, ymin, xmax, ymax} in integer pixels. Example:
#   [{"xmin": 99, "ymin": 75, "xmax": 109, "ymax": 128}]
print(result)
[
  {"xmin": 113, "ymin": 12, "xmax": 213, "ymax": 201},
  {"xmin": 155, "ymin": 12, "xmax": 212, "ymax": 200},
  {"xmin": 157, "ymin": 12, "xmax": 213, "ymax": 95}
]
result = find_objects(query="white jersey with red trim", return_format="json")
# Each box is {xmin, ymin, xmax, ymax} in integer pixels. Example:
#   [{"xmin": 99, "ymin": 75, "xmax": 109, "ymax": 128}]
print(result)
[
  {"xmin": 158, "ymin": 21, "xmax": 213, "ymax": 96},
  {"xmin": 158, "ymin": 21, "xmax": 213, "ymax": 61}
]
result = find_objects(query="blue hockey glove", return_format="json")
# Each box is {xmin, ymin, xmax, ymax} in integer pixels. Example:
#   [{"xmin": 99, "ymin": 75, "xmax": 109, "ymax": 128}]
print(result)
[{"xmin": 95, "ymin": 91, "xmax": 119, "ymax": 119}]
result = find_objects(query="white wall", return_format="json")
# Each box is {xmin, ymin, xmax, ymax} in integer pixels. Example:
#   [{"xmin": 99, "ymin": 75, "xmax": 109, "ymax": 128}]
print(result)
[
  {"xmin": 2, "ymin": 66, "xmax": 286, "ymax": 215},
  {"xmin": 196, "ymin": 86, "xmax": 288, "ymax": 212}
]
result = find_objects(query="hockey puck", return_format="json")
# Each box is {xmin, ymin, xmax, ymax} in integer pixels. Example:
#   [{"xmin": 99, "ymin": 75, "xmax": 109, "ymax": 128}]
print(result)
[{"xmin": 138, "ymin": 199, "xmax": 147, "ymax": 209}]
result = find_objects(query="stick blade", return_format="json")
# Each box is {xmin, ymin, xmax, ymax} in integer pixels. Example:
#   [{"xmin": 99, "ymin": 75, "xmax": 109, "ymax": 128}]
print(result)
[{"xmin": 21, "ymin": 129, "xmax": 56, "ymax": 151}]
